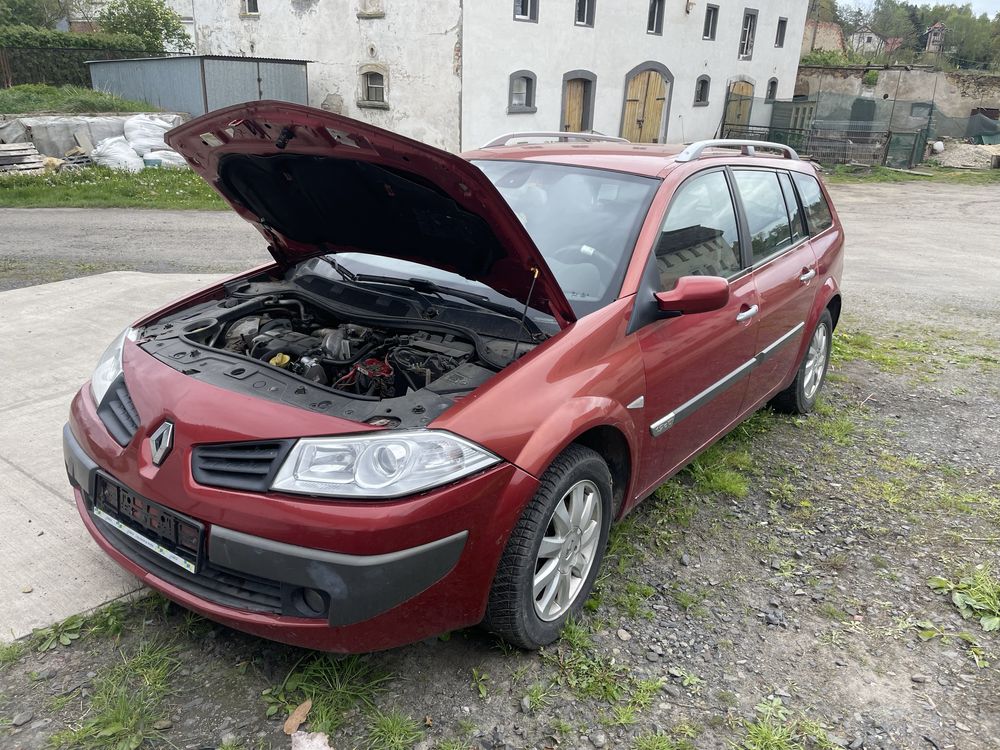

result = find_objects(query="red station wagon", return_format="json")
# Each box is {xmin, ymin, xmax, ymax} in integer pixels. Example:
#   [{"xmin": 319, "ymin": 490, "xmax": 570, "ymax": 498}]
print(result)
[{"xmin": 63, "ymin": 101, "xmax": 843, "ymax": 652}]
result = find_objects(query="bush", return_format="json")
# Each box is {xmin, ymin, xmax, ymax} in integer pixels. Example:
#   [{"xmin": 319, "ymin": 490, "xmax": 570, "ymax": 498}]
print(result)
[
  {"xmin": 862, "ymin": 69, "xmax": 879, "ymax": 86},
  {"xmin": 0, "ymin": 25, "xmax": 155, "ymax": 87}
]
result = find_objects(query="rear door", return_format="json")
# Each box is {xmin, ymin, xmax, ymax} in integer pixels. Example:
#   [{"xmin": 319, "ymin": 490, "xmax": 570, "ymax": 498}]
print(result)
[
  {"xmin": 634, "ymin": 168, "xmax": 759, "ymax": 491},
  {"xmin": 732, "ymin": 168, "xmax": 819, "ymax": 410}
]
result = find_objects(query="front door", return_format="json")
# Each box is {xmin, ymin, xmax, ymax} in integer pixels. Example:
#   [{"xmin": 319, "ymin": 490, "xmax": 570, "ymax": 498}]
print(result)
[
  {"xmin": 635, "ymin": 169, "xmax": 758, "ymax": 491},
  {"xmin": 563, "ymin": 78, "xmax": 590, "ymax": 132},
  {"xmin": 621, "ymin": 70, "xmax": 669, "ymax": 143},
  {"xmin": 731, "ymin": 168, "xmax": 819, "ymax": 410},
  {"xmin": 724, "ymin": 81, "xmax": 754, "ymax": 133}
]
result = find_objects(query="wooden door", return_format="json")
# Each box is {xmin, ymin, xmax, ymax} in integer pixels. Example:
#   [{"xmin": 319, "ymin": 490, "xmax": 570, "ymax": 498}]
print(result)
[
  {"xmin": 724, "ymin": 81, "xmax": 754, "ymax": 130},
  {"xmin": 621, "ymin": 70, "xmax": 668, "ymax": 143},
  {"xmin": 564, "ymin": 79, "xmax": 586, "ymax": 132}
]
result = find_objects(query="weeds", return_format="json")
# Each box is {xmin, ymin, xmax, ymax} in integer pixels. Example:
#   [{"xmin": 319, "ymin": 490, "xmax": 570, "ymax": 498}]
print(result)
[
  {"xmin": 0, "ymin": 641, "xmax": 23, "ymax": 669},
  {"xmin": 262, "ymin": 654, "xmax": 392, "ymax": 734},
  {"xmin": 524, "ymin": 681, "xmax": 556, "ymax": 712},
  {"xmin": 51, "ymin": 640, "xmax": 178, "ymax": 750},
  {"xmin": 365, "ymin": 709, "xmax": 423, "ymax": 750},
  {"xmin": 928, "ymin": 565, "xmax": 1000, "ymax": 631},
  {"xmin": 470, "ymin": 667, "xmax": 489, "ymax": 700},
  {"xmin": 734, "ymin": 697, "xmax": 835, "ymax": 749},
  {"xmin": 32, "ymin": 614, "xmax": 83, "ymax": 652},
  {"xmin": 686, "ymin": 444, "xmax": 750, "ymax": 498},
  {"xmin": 0, "ymin": 83, "xmax": 153, "ymax": 113}
]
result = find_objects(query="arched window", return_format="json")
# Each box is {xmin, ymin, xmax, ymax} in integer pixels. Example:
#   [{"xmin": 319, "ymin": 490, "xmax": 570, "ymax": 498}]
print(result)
[
  {"xmin": 694, "ymin": 75, "xmax": 711, "ymax": 106},
  {"xmin": 508, "ymin": 70, "xmax": 537, "ymax": 113},
  {"xmin": 765, "ymin": 78, "xmax": 778, "ymax": 102}
]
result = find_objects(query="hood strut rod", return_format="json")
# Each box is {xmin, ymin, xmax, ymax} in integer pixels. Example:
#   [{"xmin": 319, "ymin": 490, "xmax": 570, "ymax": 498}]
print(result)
[{"xmin": 511, "ymin": 267, "xmax": 539, "ymax": 362}]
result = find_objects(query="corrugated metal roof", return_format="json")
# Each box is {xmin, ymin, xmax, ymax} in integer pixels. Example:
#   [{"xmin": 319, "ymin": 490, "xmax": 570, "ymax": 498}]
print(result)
[{"xmin": 86, "ymin": 54, "xmax": 310, "ymax": 66}]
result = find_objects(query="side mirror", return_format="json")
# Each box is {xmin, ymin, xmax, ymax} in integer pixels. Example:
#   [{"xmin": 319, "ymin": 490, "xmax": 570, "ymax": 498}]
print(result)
[{"xmin": 654, "ymin": 276, "xmax": 730, "ymax": 316}]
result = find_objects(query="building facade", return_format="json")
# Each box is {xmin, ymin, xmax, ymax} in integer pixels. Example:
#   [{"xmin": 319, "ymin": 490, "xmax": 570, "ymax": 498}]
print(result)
[{"xmin": 107, "ymin": 1, "xmax": 808, "ymax": 152}]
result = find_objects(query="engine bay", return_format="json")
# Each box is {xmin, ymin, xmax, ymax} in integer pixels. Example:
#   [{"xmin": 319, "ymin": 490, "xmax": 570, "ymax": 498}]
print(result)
[{"xmin": 137, "ymin": 273, "xmax": 538, "ymax": 428}]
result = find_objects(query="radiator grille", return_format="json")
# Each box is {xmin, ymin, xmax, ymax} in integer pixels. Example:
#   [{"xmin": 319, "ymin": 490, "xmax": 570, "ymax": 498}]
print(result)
[
  {"xmin": 191, "ymin": 440, "xmax": 294, "ymax": 492},
  {"xmin": 97, "ymin": 377, "xmax": 141, "ymax": 446}
]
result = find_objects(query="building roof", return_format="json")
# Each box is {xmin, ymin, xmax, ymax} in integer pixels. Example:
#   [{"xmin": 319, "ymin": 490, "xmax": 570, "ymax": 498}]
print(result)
[{"xmin": 86, "ymin": 54, "xmax": 310, "ymax": 66}]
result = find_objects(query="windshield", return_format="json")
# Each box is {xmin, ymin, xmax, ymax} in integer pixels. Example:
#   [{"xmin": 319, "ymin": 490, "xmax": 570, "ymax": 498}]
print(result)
[{"xmin": 473, "ymin": 160, "xmax": 659, "ymax": 316}]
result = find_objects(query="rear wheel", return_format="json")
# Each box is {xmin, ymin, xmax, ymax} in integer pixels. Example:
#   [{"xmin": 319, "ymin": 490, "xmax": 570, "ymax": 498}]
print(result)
[
  {"xmin": 771, "ymin": 309, "xmax": 833, "ymax": 414},
  {"xmin": 484, "ymin": 444, "xmax": 612, "ymax": 649}
]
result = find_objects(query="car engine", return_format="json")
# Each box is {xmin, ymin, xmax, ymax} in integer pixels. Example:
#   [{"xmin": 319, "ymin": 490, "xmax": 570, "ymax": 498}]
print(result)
[
  {"xmin": 137, "ymin": 282, "xmax": 534, "ymax": 427},
  {"xmin": 219, "ymin": 311, "xmax": 476, "ymax": 398}
]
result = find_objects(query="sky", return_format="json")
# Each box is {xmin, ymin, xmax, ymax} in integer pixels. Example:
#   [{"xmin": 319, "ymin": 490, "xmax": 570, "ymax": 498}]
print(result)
[{"xmin": 969, "ymin": 0, "xmax": 1000, "ymax": 16}]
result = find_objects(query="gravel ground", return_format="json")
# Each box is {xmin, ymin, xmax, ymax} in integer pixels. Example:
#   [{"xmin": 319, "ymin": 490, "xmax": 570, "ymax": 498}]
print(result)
[{"xmin": 1, "ymin": 181, "xmax": 999, "ymax": 750}]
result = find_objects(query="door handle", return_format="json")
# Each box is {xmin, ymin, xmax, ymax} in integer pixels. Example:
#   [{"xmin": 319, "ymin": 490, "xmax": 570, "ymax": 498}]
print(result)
[
  {"xmin": 736, "ymin": 304, "xmax": 759, "ymax": 322},
  {"xmin": 799, "ymin": 268, "xmax": 816, "ymax": 283}
]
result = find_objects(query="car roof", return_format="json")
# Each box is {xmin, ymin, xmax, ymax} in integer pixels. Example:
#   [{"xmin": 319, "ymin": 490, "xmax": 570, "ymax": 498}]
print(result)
[{"xmin": 461, "ymin": 141, "xmax": 816, "ymax": 180}]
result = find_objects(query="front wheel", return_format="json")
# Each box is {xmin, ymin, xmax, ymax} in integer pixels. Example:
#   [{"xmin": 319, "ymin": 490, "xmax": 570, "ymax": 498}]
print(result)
[
  {"xmin": 771, "ymin": 309, "xmax": 833, "ymax": 414},
  {"xmin": 484, "ymin": 444, "xmax": 612, "ymax": 649}
]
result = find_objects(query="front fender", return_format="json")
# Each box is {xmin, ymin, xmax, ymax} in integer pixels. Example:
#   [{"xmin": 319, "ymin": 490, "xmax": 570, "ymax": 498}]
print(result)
[{"xmin": 511, "ymin": 395, "xmax": 640, "ymax": 491}]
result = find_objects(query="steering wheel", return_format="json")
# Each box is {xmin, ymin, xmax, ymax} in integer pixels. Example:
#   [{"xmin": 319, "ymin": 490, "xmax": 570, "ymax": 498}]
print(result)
[{"xmin": 549, "ymin": 244, "xmax": 616, "ymax": 276}]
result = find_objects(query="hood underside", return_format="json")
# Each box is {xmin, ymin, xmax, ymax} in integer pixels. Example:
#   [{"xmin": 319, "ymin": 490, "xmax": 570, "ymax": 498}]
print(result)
[{"xmin": 166, "ymin": 101, "xmax": 576, "ymax": 327}]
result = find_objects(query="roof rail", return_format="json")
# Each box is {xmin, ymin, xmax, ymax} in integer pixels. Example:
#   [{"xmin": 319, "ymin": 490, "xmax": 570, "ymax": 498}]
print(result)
[
  {"xmin": 481, "ymin": 131, "xmax": 630, "ymax": 148},
  {"xmin": 674, "ymin": 139, "xmax": 799, "ymax": 163}
]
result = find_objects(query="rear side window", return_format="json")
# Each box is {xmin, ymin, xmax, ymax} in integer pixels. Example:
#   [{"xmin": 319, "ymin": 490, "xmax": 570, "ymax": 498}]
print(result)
[
  {"xmin": 777, "ymin": 172, "xmax": 805, "ymax": 242},
  {"xmin": 791, "ymin": 172, "xmax": 834, "ymax": 234},
  {"xmin": 654, "ymin": 170, "xmax": 742, "ymax": 291},
  {"xmin": 732, "ymin": 169, "xmax": 792, "ymax": 264}
]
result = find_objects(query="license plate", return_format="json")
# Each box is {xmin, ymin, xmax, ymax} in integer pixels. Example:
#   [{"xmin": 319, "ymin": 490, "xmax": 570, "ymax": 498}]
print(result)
[{"xmin": 93, "ymin": 475, "xmax": 203, "ymax": 574}]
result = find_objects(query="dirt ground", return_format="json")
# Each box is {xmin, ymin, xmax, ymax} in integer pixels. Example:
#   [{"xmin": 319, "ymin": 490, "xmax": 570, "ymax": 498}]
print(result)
[{"xmin": 1, "ymin": 181, "xmax": 999, "ymax": 750}]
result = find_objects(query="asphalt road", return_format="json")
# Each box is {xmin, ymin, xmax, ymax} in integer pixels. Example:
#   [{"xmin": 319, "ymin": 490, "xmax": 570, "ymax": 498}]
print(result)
[
  {"xmin": 0, "ymin": 180, "xmax": 998, "ymax": 640},
  {"xmin": 2, "ymin": 182, "xmax": 999, "ymax": 326}
]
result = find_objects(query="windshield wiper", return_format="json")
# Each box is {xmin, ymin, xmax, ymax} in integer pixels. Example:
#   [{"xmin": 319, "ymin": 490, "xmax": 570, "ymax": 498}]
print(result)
[
  {"xmin": 351, "ymin": 273, "xmax": 544, "ymax": 337},
  {"xmin": 317, "ymin": 255, "xmax": 357, "ymax": 282}
]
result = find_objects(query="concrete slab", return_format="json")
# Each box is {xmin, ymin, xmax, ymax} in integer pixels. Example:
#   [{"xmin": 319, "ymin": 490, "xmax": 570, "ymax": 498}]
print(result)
[{"xmin": 0, "ymin": 272, "xmax": 225, "ymax": 641}]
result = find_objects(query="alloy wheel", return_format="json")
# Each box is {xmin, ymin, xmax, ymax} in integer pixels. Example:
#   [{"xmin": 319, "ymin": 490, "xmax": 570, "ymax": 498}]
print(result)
[
  {"xmin": 802, "ymin": 324, "xmax": 829, "ymax": 400},
  {"xmin": 532, "ymin": 479, "xmax": 603, "ymax": 622}
]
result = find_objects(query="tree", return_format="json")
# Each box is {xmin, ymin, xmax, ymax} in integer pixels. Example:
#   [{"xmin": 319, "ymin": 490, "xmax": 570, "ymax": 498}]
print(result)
[
  {"xmin": 97, "ymin": 0, "xmax": 191, "ymax": 52},
  {"xmin": 0, "ymin": 0, "xmax": 70, "ymax": 28}
]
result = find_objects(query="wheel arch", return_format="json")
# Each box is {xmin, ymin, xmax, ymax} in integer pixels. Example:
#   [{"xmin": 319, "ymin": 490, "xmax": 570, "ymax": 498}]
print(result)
[
  {"xmin": 570, "ymin": 425, "xmax": 631, "ymax": 519},
  {"xmin": 826, "ymin": 293, "xmax": 842, "ymax": 331},
  {"xmin": 510, "ymin": 398, "xmax": 639, "ymax": 521}
]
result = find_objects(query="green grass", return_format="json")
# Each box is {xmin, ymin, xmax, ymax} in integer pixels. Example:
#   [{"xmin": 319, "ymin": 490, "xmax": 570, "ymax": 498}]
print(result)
[
  {"xmin": 734, "ymin": 698, "xmax": 835, "ymax": 750},
  {"xmin": 825, "ymin": 164, "xmax": 1000, "ymax": 185},
  {"xmin": 365, "ymin": 709, "xmax": 423, "ymax": 750},
  {"xmin": 524, "ymin": 681, "xmax": 556, "ymax": 712},
  {"xmin": 261, "ymin": 654, "xmax": 393, "ymax": 734},
  {"xmin": 0, "ymin": 640, "xmax": 24, "ymax": 669},
  {"xmin": 685, "ymin": 444, "xmax": 751, "ymax": 498},
  {"xmin": 51, "ymin": 640, "xmax": 178, "ymax": 750},
  {"xmin": 0, "ymin": 84, "xmax": 154, "ymax": 114},
  {"xmin": 0, "ymin": 166, "xmax": 224, "ymax": 210}
]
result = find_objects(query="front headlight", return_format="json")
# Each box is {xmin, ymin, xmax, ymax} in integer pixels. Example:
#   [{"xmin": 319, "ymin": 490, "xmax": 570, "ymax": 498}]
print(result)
[
  {"xmin": 89, "ymin": 327, "xmax": 137, "ymax": 406},
  {"xmin": 270, "ymin": 430, "xmax": 501, "ymax": 499}
]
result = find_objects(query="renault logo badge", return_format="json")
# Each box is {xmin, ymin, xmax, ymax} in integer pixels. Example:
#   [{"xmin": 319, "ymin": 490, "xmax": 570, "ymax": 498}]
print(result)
[{"xmin": 149, "ymin": 421, "xmax": 174, "ymax": 466}]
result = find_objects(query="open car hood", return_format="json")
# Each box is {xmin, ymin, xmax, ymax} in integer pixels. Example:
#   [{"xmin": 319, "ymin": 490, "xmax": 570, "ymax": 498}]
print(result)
[{"xmin": 166, "ymin": 101, "xmax": 576, "ymax": 328}]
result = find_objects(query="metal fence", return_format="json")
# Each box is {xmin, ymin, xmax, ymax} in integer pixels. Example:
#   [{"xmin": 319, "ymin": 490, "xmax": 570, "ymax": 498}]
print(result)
[{"xmin": 721, "ymin": 123, "xmax": 900, "ymax": 166}]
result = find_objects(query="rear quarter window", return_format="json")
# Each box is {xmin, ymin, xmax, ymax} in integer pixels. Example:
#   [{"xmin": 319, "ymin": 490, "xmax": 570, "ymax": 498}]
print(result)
[
  {"xmin": 791, "ymin": 172, "xmax": 834, "ymax": 234},
  {"xmin": 732, "ymin": 169, "xmax": 793, "ymax": 264}
]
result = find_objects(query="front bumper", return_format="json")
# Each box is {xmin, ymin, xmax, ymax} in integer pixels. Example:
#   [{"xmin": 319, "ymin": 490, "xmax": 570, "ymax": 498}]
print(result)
[{"xmin": 65, "ymin": 405, "xmax": 538, "ymax": 651}]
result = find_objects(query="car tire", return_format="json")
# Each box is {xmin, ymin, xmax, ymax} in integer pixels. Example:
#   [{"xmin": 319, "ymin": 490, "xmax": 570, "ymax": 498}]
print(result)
[
  {"xmin": 483, "ymin": 444, "xmax": 612, "ymax": 650},
  {"xmin": 771, "ymin": 309, "xmax": 834, "ymax": 415}
]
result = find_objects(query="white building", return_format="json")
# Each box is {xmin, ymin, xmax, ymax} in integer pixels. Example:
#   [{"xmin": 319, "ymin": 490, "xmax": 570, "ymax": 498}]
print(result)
[{"xmin": 137, "ymin": 1, "xmax": 808, "ymax": 152}]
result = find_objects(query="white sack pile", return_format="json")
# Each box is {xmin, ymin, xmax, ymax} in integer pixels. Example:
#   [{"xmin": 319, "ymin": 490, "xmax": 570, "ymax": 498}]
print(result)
[{"xmin": 91, "ymin": 114, "xmax": 187, "ymax": 171}]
